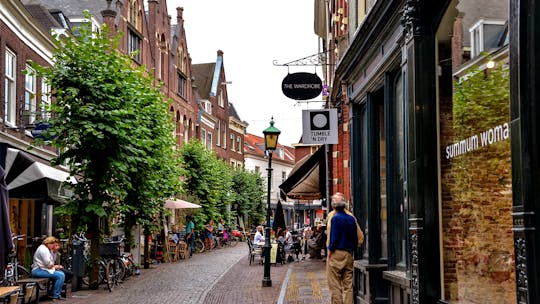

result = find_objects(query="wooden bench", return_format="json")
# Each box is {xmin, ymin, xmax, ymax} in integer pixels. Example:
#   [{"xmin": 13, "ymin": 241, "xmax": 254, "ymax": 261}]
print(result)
[
  {"xmin": 0, "ymin": 286, "xmax": 20, "ymax": 304},
  {"xmin": 16, "ymin": 277, "xmax": 49, "ymax": 304}
]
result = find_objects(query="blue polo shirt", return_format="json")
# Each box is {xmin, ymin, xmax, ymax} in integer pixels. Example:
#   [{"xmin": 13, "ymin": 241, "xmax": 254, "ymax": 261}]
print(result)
[{"xmin": 328, "ymin": 211, "xmax": 358, "ymax": 252}]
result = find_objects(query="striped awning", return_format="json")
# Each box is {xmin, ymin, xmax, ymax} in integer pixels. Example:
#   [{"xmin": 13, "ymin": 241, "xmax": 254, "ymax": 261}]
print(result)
[{"xmin": 4, "ymin": 148, "xmax": 75, "ymax": 191}]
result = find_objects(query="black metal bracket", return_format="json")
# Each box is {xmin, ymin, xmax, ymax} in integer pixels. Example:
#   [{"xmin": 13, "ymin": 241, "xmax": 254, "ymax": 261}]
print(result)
[{"xmin": 273, "ymin": 49, "xmax": 333, "ymax": 66}]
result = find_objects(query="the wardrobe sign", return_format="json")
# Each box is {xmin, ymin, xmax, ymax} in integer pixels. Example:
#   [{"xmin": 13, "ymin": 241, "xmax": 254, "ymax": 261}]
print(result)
[
  {"xmin": 302, "ymin": 109, "xmax": 338, "ymax": 145},
  {"xmin": 282, "ymin": 72, "xmax": 322, "ymax": 100}
]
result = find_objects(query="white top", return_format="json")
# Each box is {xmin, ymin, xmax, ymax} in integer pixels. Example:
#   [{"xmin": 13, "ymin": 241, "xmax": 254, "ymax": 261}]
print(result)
[
  {"xmin": 284, "ymin": 231, "xmax": 293, "ymax": 245},
  {"xmin": 254, "ymin": 231, "xmax": 264, "ymax": 245},
  {"xmin": 32, "ymin": 244, "xmax": 55, "ymax": 273}
]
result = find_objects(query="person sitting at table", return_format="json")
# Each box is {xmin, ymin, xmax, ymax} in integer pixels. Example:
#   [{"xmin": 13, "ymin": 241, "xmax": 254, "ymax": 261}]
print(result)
[
  {"xmin": 254, "ymin": 225, "xmax": 265, "ymax": 246},
  {"xmin": 31, "ymin": 236, "xmax": 66, "ymax": 301}
]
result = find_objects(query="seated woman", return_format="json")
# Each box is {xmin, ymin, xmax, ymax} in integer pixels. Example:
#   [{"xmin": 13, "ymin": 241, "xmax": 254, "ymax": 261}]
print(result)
[{"xmin": 31, "ymin": 236, "xmax": 66, "ymax": 301}]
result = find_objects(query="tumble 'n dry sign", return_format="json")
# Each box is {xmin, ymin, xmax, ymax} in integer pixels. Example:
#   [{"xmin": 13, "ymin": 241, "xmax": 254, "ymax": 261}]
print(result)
[
  {"xmin": 282, "ymin": 72, "xmax": 322, "ymax": 100},
  {"xmin": 302, "ymin": 109, "xmax": 338, "ymax": 145}
]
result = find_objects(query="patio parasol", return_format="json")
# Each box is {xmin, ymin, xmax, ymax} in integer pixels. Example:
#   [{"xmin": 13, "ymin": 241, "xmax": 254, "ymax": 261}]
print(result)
[
  {"xmin": 164, "ymin": 198, "xmax": 201, "ymax": 209},
  {"xmin": 0, "ymin": 165, "xmax": 13, "ymax": 271}
]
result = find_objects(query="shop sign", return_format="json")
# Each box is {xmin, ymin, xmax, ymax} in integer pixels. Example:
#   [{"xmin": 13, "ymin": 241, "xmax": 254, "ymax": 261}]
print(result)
[
  {"xmin": 444, "ymin": 122, "xmax": 510, "ymax": 159},
  {"xmin": 302, "ymin": 109, "xmax": 338, "ymax": 145},
  {"xmin": 282, "ymin": 72, "xmax": 322, "ymax": 100},
  {"xmin": 31, "ymin": 122, "xmax": 54, "ymax": 140}
]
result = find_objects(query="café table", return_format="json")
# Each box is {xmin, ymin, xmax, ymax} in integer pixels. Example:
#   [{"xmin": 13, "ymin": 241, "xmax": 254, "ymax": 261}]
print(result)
[{"xmin": 0, "ymin": 286, "xmax": 20, "ymax": 303}]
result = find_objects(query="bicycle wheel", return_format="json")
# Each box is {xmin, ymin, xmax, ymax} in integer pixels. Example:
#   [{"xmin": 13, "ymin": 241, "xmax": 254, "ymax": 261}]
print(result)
[
  {"xmin": 105, "ymin": 259, "xmax": 116, "ymax": 292},
  {"xmin": 228, "ymin": 236, "xmax": 239, "ymax": 247},
  {"xmin": 195, "ymin": 239, "xmax": 205, "ymax": 253},
  {"xmin": 17, "ymin": 265, "xmax": 30, "ymax": 280},
  {"xmin": 82, "ymin": 258, "xmax": 105, "ymax": 286},
  {"xmin": 116, "ymin": 257, "xmax": 128, "ymax": 281}
]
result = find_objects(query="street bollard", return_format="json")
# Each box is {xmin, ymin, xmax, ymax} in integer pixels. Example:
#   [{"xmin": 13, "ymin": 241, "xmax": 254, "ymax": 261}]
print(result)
[{"xmin": 71, "ymin": 239, "xmax": 84, "ymax": 291}]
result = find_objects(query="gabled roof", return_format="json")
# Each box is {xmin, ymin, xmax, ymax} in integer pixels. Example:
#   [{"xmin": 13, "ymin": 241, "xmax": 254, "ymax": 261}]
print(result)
[
  {"xmin": 24, "ymin": 5, "xmax": 64, "ymax": 30},
  {"xmin": 27, "ymin": 0, "xmax": 106, "ymax": 23},
  {"xmin": 192, "ymin": 63, "xmax": 215, "ymax": 100},
  {"xmin": 228, "ymin": 103, "xmax": 242, "ymax": 122},
  {"xmin": 244, "ymin": 133, "xmax": 294, "ymax": 163}
]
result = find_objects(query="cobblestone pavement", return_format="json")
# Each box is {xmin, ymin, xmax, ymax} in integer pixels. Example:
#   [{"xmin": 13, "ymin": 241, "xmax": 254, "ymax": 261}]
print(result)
[
  {"xmin": 204, "ymin": 254, "xmax": 330, "ymax": 304},
  {"xmin": 65, "ymin": 244, "xmax": 246, "ymax": 304},
  {"xmin": 47, "ymin": 244, "xmax": 330, "ymax": 304}
]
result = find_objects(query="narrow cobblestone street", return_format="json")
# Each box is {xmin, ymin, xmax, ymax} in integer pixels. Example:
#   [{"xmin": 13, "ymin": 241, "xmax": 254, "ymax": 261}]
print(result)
[
  {"xmin": 67, "ymin": 245, "xmax": 247, "ymax": 304},
  {"xmin": 59, "ymin": 243, "xmax": 330, "ymax": 304}
]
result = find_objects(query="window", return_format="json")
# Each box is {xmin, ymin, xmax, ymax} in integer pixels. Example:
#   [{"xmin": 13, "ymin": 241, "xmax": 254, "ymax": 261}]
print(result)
[
  {"xmin": 218, "ymin": 89, "xmax": 224, "ymax": 107},
  {"xmin": 201, "ymin": 129, "xmax": 207, "ymax": 148},
  {"xmin": 128, "ymin": 28, "xmax": 142, "ymax": 62},
  {"xmin": 178, "ymin": 72, "xmax": 187, "ymax": 98},
  {"xmin": 207, "ymin": 132, "xmax": 212, "ymax": 149},
  {"xmin": 222, "ymin": 121, "xmax": 227, "ymax": 149},
  {"xmin": 5, "ymin": 49, "xmax": 16, "ymax": 125},
  {"xmin": 203, "ymin": 101, "xmax": 212, "ymax": 114},
  {"xmin": 216, "ymin": 121, "xmax": 221, "ymax": 146},
  {"xmin": 25, "ymin": 66, "xmax": 36, "ymax": 125},
  {"xmin": 469, "ymin": 19, "xmax": 506, "ymax": 58},
  {"xmin": 282, "ymin": 171, "xmax": 286, "ymax": 183},
  {"xmin": 41, "ymin": 78, "xmax": 51, "ymax": 121},
  {"xmin": 236, "ymin": 136, "xmax": 242, "ymax": 152},
  {"xmin": 230, "ymin": 134, "xmax": 235, "ymax": 151},
  {"xmin": 255, "ymin": 166, "xmax": 260, "ymax": 174}
]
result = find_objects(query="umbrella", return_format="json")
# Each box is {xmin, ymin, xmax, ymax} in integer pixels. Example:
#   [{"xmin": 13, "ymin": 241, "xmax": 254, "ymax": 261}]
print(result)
[
  {"xmin": 272, "ymin": 200, "xmax": 286, "ymax": 232},
  {"xmin": 0, "ymin": 165, "xmax": 13, "ymax": 271},
  {"xmin": 165, "ymin": 198, "xmax": 201, "ymax": 209}
]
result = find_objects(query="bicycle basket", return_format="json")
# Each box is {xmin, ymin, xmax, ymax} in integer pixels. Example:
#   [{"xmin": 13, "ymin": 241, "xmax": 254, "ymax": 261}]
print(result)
[{"xmin": 99, "ymin": 242, "xmax": 121, "ymax": 257}]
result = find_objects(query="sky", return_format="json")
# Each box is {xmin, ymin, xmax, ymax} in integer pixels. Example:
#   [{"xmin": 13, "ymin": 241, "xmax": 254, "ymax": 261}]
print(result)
[{"xmin": 167, "ymin": 0, "xmax": 324, "ymax": 147}]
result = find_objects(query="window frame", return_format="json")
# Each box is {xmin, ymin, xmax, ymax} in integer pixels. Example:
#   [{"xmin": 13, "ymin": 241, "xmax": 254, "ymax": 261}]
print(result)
[{"xmin": 5, "ymin": 48, "xmax": 16, "ymax": 126}]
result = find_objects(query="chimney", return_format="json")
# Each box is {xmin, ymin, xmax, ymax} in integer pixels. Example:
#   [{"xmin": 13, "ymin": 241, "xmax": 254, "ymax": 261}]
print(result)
[{"xmin": 101, "ymin": 0, "xmax": 117, "ymax": 34}]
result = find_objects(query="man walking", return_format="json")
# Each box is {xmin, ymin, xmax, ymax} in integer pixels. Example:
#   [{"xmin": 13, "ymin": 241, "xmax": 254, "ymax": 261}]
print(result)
[{"xmin": 327, "ymin": 193, "xmax": 363, "ymax": 304}]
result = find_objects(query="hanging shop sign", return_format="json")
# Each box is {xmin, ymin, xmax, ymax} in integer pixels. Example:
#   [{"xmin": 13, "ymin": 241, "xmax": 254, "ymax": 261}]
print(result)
[
  {"xmin": 282, "ymin": 72, "xmax": 322, "ymax": 100},
  {"xmin": 302, "ymin": 109, "xmax": 338, "ymax": 145}
]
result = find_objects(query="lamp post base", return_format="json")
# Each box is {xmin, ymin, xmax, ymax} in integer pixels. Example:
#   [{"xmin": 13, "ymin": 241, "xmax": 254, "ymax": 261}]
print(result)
[{"xmin": 262, "ymin": 278, "xmax": 272, "ymax": 287}]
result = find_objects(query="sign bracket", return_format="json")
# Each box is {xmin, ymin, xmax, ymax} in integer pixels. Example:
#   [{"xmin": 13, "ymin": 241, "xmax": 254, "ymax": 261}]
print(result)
[{"xmin": 273, "ymin": 49, "xmax": 333, "ymax": 66}]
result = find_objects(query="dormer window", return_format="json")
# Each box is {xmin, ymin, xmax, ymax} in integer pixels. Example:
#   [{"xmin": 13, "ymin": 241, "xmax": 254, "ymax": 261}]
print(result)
[
  {"xmin": 469, "ymin": 19, "xmax": 506, "ymax": 58},
  {"xmin": 203, "ymin": 100, "xmax": 212, "ymax": 114}
]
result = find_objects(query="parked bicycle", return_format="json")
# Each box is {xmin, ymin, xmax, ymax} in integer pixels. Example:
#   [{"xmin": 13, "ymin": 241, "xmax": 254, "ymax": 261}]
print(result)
[{"xmin": 1, "ymin": 234, "xmax": 30, "ymax": 286}]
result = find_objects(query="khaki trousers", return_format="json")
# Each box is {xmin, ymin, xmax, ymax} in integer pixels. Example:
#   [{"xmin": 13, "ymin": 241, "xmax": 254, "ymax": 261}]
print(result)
[{"xmin": 327, "ymin": 249, "xmax": 354, "ymax": 304}]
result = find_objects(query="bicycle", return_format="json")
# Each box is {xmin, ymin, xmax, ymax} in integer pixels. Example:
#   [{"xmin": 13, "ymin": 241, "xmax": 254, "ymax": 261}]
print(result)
[
  {"xmin": 1, "ymin": 234, "xmax": 30, "ymax": 286},
  {"xmin": 100, "ymin": 238, "xmax": 125, "ymax": 292}
]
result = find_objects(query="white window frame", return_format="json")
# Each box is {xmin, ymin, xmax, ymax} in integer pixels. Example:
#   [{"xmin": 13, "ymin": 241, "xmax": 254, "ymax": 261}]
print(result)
[
  {"xmin": 230, "ymin": 134, "xmax": 235, "ymax": 151},
  {"xmin": 469, "ymin": 19, "xmax": 506, "ymax": 58},
  {"xmin": 207, "ymin": 132, "xmax": 212, "ymax": 149},
  {"xmin": 201, "ymin": 128, "xmax": 207, "ymax": 149},
  {"xmin": 41, "ymin": 78, "xmax": 51, "ymax": 121},
  {"xmin": 5, "ymin": 49, "xmax": 16, "ymax": 125},
  {"xmin": 25, "ymin": 65, "xmax": 37, "ymax": 125},
  {"xmin": 218, "ymin": 90, "xmax": 224, "ymax": 107}
]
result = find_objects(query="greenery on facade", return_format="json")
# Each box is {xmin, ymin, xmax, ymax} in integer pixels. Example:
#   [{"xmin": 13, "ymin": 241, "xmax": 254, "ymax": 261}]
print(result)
[
  {"xmin": 178, "ymin": 140, "xmax": 265, "ymax": 230},
  {"xmin": 31, "ymin": 19, "xmax": 180, "ymax": 287}
]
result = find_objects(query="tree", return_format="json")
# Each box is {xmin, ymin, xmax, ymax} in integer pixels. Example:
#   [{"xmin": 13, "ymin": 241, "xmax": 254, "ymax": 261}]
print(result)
[
  {"xmin": 31, "ymin": 17, "xmax": 179, "ymax": 288},
  {"xmin": 231, "ymin": 169, "xmax": 265, "ymax": 228},
  {"xmin": 179, "ymin": 140, "xmax": 232, "ymax": 228}
]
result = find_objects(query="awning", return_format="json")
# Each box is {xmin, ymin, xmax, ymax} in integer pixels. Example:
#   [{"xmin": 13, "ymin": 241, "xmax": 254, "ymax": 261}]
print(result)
[
  {"xmin": 5, "ymin": 148, "xmax": 75, "ymax": 191},
  {"xmin": 279, "ymin": 147, "xmax": 326, "ymax": 200}
]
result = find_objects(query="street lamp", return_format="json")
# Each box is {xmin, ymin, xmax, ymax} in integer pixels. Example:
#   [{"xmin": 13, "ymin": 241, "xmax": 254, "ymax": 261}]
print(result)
[{"xmin": 262, "ymin": 117, "xmax": 280, "ymax": 287}]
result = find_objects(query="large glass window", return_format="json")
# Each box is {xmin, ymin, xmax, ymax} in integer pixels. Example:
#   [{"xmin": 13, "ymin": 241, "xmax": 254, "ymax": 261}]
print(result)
[
  {"xmin": 394, "ymin": 72, "xmax": 406, "ymax": 267},
  {"xmin": 5, "ymin": 49, "xmax": 16, "ymax": 125}
]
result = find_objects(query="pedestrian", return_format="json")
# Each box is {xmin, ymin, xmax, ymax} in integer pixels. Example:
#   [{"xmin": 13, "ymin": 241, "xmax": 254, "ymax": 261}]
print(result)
[
  {"xmin": 185, "ymin": 215, "xmax": 195, "ymax": 258},
  {"xmin": 205, "ymin": 219, "xmax": 215, "ymax": 251},
  {"xmin": 326, "ymin": 193, "xmax": 364, "ymax": 304},
  {"xmin": 31, "ymin": 236, "xmax": 66, "ymax": 301}
]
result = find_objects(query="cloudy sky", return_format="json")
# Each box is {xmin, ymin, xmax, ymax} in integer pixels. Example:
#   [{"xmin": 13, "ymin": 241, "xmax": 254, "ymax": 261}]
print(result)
[{"xmin": 167, "ymin": 0, "xmax": 324, "ymax": 146}]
